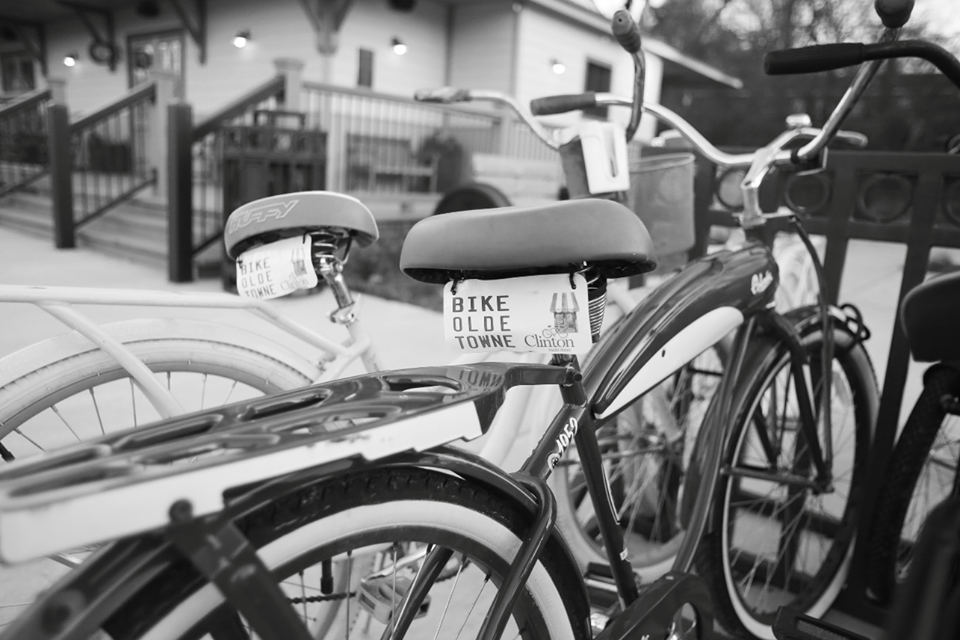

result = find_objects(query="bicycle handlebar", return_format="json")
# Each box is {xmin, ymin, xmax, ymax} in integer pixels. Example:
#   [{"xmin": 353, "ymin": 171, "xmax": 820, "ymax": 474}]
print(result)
[{"xmin": 765, "ymin": 40, "xmax": 960, "ymax": 89}]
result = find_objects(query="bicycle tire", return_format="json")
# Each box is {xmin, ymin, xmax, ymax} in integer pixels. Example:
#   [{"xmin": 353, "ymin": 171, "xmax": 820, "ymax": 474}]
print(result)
[
  {"xmin": 865, "ymin": 365, "xmax": 960, "ymax": 604},
  {"xmin": 92, "ymin": 467, "xmax": 589, "ymax": 640},
  {"xmin": 697, "ymin": 319, "xmax": 877, "ymax": 640},
  {"xmin": 0, "ymin": 318, "xmax": 319, "ymax": 628},
  {"xmin": 550, "ymin": 345, "xmax": 725, "ymax": 581},
  {"xmin": 0, "ymin": 318, "xmax": 319, "ymax": 452}
]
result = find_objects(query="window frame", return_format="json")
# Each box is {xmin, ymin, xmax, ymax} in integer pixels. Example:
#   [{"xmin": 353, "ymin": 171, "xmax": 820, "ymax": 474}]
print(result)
[
  {"xmin": 126, "ymin": 28, "xmax": 186, "ymax": 97},
  {"xmin": 583, "ymin": 59, "xmax": 612, "ymax": 120},
  {"xmin": 357, "ymin": 48, "xmax": 374, "ymax": 89}
]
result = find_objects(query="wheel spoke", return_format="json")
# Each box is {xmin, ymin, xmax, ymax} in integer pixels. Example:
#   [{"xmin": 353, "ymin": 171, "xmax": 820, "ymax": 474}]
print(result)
[
  {"xmin": 89, "ymin": 387, "xmax": 105, "ymax": 436},
  {"xmin": 432, "ymin": 552, "xmax": 465, "ymax": 640},
  {"xmin": 130, "ymin": 378, "xmax": 138, "ymax": 428},
  {"xmin": 453, "ymin": 572, "xmax": 491, "ymax": 640}
]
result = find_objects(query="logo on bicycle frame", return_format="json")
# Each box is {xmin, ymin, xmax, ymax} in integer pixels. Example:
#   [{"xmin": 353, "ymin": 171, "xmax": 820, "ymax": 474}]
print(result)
[
  {"xmin": 750, "ymin": 270, "xmax": 774, "ymax": 296},
  {"xmin": 547, "ymin": 417, "xmax": 579, "ymax": 469}
]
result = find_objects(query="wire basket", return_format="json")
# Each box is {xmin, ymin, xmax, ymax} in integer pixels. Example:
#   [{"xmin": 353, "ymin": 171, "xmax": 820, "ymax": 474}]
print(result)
[{"xmin": 628, "ymin": 153, "xmax": 696, "ymax": 257}]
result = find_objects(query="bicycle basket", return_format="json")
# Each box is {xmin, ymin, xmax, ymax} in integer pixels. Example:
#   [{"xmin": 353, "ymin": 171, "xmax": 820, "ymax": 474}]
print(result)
[{"xmin": 628, "ymin": 153, "xmax": 695, "ymax": 257}]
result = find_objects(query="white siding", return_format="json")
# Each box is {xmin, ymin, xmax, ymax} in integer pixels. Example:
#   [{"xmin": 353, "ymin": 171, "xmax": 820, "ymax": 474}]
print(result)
[
  {"xmin": 447, "ymin": 1, "xmax": 516, "ymax": 96},
  {"xmin": 514, "ymin": 6, "xmax": 643, "ymax": 132},
  {"xmin": 43, "ymin": 0, "xmax": 448, "ymax": 118}
]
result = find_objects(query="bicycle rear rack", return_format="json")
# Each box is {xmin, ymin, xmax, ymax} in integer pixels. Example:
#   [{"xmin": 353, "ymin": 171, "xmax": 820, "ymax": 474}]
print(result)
[{"xmin": 0, "ymin": 362, "xmax": 576, "ymax": 564}]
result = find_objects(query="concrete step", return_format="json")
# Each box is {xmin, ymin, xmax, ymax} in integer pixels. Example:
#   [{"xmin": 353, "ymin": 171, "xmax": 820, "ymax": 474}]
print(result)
[
  {"xmin": 76, "ymin": 225, "xmax": 166, "ymax": 268},
  {"xmin": 0, "ymin": 192, "xmax": 53, "ymax": 239}
]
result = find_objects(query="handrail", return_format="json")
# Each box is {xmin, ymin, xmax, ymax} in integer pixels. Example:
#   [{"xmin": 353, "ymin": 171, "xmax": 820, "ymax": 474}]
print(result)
[
  {"xmin": 69, "ymin": 82, "xmax": 157, "ymax": 132},
  {"xmin": 193, "ymin": 76, "xmax": 285, "ymax": 139},
  {"xmin": 0, "ymin": 87, "xmax": 52, "ymax": 119},
  {"xmin": 303, "ymin": 80, "xmax": 505, "ymax": 120}
]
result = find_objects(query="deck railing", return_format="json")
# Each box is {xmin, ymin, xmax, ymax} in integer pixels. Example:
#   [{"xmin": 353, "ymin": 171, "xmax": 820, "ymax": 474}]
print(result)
[
  {"xmin": 301, "ymin": 82, "xmax": 512, "ymax": 195},
  {"xmin": 0, "ymin": 88, "xmax": 52, "ymax": 199}
]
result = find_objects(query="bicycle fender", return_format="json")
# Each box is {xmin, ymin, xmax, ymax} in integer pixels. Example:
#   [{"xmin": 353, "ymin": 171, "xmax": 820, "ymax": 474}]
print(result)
[
  {"xmin": 585, "ymin": 243, "xmax": 779, "ymax": 420},
  {"xmin": 381, "ymin": 448, "xmax": 593, "ymax": 616}
]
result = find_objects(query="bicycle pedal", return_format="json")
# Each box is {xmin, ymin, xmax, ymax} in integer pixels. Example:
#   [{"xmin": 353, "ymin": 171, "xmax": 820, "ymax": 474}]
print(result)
[
  {"xmin": 773, "ymin": 608, "xmax": 870, "ymax": 640},
  {"xmin": 358, "ymin": 575, "xmax": 430, "ymax": 624}
]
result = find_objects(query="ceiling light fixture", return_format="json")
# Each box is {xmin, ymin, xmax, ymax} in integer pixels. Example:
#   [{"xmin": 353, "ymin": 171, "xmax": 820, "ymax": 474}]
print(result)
[
  {"xmin": 64, "ymin": 52, "xmax": 79, "ymax": 67},
  {"xmin": 233, "ymin": 29, "xmax": 251, "ymax": 48},
  {"xmin": 392, "ymin": 37, "xmax": 407, "ymax": 56},
  {"xmin": 551, "ymin": 58, "xmax": 565, "ymax": 75}
]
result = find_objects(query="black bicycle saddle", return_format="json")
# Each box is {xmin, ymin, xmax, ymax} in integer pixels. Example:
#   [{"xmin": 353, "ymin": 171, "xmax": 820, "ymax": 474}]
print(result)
[{"xmin": 400, "ymin": 199, "xmax": 657, "ymax": 283}]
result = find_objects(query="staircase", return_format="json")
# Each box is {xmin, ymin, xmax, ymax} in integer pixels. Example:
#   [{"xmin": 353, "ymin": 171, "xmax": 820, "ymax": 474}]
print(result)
[
  {"xmin": 0, "ymin": 186, "xmax": 184, "ymax": 270},
  {"xmin": 0, "ymin": 189, "xmax": 53, "ymax": 238}
]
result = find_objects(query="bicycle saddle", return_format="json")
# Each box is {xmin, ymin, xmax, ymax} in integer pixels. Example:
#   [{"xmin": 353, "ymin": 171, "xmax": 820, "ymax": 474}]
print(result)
[
  {"xmin": 400, "ymin": 199, "xmax": 656, "ymax": 283},
  {"xmin": 224, "ymin": 191, "xmax": 379, "ymax": 259},
  {"xmin": 901, "ymin": 269, "xmax": 960, "ymax": 362}
]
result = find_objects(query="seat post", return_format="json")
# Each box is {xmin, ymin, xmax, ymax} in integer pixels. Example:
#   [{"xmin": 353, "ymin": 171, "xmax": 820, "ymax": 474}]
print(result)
[{"xmin": 315, "ymin": 256, "xmax": 357, "ymax": 324}]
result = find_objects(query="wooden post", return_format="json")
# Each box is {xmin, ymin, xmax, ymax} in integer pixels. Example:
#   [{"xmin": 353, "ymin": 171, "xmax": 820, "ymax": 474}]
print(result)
[
  {"xmin": 47, "ymin": 102, "xmax": 74, "ymax": 249},
  {"xmin": 167, "ymin": 103, "xmax": 194, "ymax": 282},
  {"xmin": 274, "ymin": 58, "xmax": 305, "ymax": 113},
  {"xmin": 148, "ymin": 70, "xmax": 178, "ymax": 197}
]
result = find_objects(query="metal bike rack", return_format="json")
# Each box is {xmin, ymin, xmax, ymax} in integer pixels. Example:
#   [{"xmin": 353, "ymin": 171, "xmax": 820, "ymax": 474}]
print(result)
[{"xmin": 691, "ymin": 148, "xmax": 960, "ymax": 624}]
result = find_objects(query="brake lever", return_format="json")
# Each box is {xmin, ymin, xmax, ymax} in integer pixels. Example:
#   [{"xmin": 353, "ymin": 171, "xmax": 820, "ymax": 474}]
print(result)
[{"xmin": 413, "ymin": 87, "xmax": 472, "ymax": 104}]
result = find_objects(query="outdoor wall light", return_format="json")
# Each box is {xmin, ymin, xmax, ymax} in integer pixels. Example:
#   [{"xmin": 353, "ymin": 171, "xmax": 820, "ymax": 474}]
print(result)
[
  {"xmin": 233, "ymin": 30, "xmax": 251, "ymax": 48},
  {"xmin": 392, "ymin": 37, "xmax": 407, "ymax": 56},
  {"xmin": 64, "ymin": 52, "xmax": 79, "ymax": 67},
  {"xmin": 551, "ymin": 59, "xmax": 565, "ymax": 75}
]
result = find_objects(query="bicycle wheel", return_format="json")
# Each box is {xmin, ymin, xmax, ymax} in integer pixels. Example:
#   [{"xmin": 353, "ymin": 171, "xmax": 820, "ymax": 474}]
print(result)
[
  {"xmin": 865, "ymin": 365, "xmax": 960, "ymax": 604},
  {"xmin": 0, "ymin": 318, "xmax": 317, "ymax": 627},
  {"xmin": 550, "ymin": 347, "xmax": 725, "ymax": 581},
  {"xmin": 88, "ymin": 467, "xmax": 589, "ymax": 640},
  {"xmin": 0, "ymin": 318, "xmax": 319, "ymax": 458},
  {"xmin": 697, "ymin": 321, "xmax": 877, "ymax": 640}
]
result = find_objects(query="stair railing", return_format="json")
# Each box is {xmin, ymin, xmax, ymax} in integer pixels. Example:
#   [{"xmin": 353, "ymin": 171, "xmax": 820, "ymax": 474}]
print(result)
[
  {"xmin": 48, "ymin": 82, "xmax": 159, "ymax": 247},
  {"xmin": 0, "ymin": 88, "xmax": 53, "ymax": 199},
  {"xmin": 167, "ymin": 75, "xmax": 284, "ymax": 281}
]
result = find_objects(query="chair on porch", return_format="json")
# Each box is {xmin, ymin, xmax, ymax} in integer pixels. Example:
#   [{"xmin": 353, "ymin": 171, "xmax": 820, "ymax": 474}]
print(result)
[{"xmin": 346, "ymin": 134, "xmax": 438, "ymax": 193}]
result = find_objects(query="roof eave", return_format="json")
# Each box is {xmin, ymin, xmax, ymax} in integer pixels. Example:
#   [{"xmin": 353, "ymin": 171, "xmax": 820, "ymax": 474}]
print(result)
[{"xmin": 525, "ymin": 0, "xmax": 743, "ymax": 90}]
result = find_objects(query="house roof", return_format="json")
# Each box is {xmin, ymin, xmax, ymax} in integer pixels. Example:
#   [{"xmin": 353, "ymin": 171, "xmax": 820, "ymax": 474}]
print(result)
[
  {"xmin": 2, "ymin": 0, "xmax": 742, "ymax": 89},
  {"xmin": 526, "ymin": 0, "xmax": 744, "ymax": 90}
]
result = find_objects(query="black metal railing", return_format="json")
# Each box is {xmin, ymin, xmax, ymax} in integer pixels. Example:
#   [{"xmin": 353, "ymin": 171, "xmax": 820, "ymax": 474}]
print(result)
[
  {"xmin": 68, "ymin": 82, "xmax": 156, "ymax": 228},
  {"xmin": 190, "ymin": 76, "xmax": 284, "ymax": 253},
  {"xmin": 0, "ymin": 87, "xmax": 52, "ymax": 199}
]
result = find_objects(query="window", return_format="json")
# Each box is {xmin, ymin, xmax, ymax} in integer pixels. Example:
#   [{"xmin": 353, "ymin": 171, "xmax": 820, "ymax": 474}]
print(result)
[
  {"xmin": 0, "ymin": 52, "xmax": 35, "ymax": 94},
  {"xmin": 584, "ymin": 60, "xmax": 612, "ymax": 119},
  {"xmin": 358, "ymin": 49, "xmax": 373, "ymax": 88}
]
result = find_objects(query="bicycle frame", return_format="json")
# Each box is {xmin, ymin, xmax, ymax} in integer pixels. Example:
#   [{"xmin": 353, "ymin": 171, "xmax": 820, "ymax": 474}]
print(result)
[{"xmin": 0, "ymin": 284, "xmax": 376, "ymax": 402}]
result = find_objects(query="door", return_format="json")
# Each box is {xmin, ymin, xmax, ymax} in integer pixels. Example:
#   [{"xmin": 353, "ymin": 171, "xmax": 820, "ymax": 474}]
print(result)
[{"xmin": 128, "ymin": 30, "xmax": 185, "ymax": 97}]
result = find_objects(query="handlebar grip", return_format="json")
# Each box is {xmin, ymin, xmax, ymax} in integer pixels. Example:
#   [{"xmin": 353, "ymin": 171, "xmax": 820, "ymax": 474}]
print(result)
[
  {"xmin": 530, "ymin": 93, "xmax": 598, "ymax": 116},
  {"xmin": 764, "ymin": 43, "xmax": 865, "ymax": 75},
  {"xmin": 835, "ymin": 129, "xmax": 869, "ymax": 148},
  {"xmin": 611, "ymin": 9, "xmax": 641, "ymax": 54},
  {"xmin": 875, "ymin": 0, "xmax": 914, "ymax": 29},
  {"xmin": 414, "ymin": 87, "xmax": 472, "ymax": 104}
]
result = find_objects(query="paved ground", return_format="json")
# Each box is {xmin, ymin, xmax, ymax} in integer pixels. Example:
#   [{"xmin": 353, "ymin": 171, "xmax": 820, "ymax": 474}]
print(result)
[{"xmin": 0, "ymin": 226, "xmax": 925, "ymax": 638}]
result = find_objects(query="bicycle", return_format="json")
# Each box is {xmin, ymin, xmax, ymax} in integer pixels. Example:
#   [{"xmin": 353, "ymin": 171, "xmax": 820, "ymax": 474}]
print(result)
[
  {"xmin": 0, "ymin": 2, "xmax": 916, "ymax": 638},
  {"xmin": 864, "ymin": 268, "xmax": 960, "ymax": 604}
]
